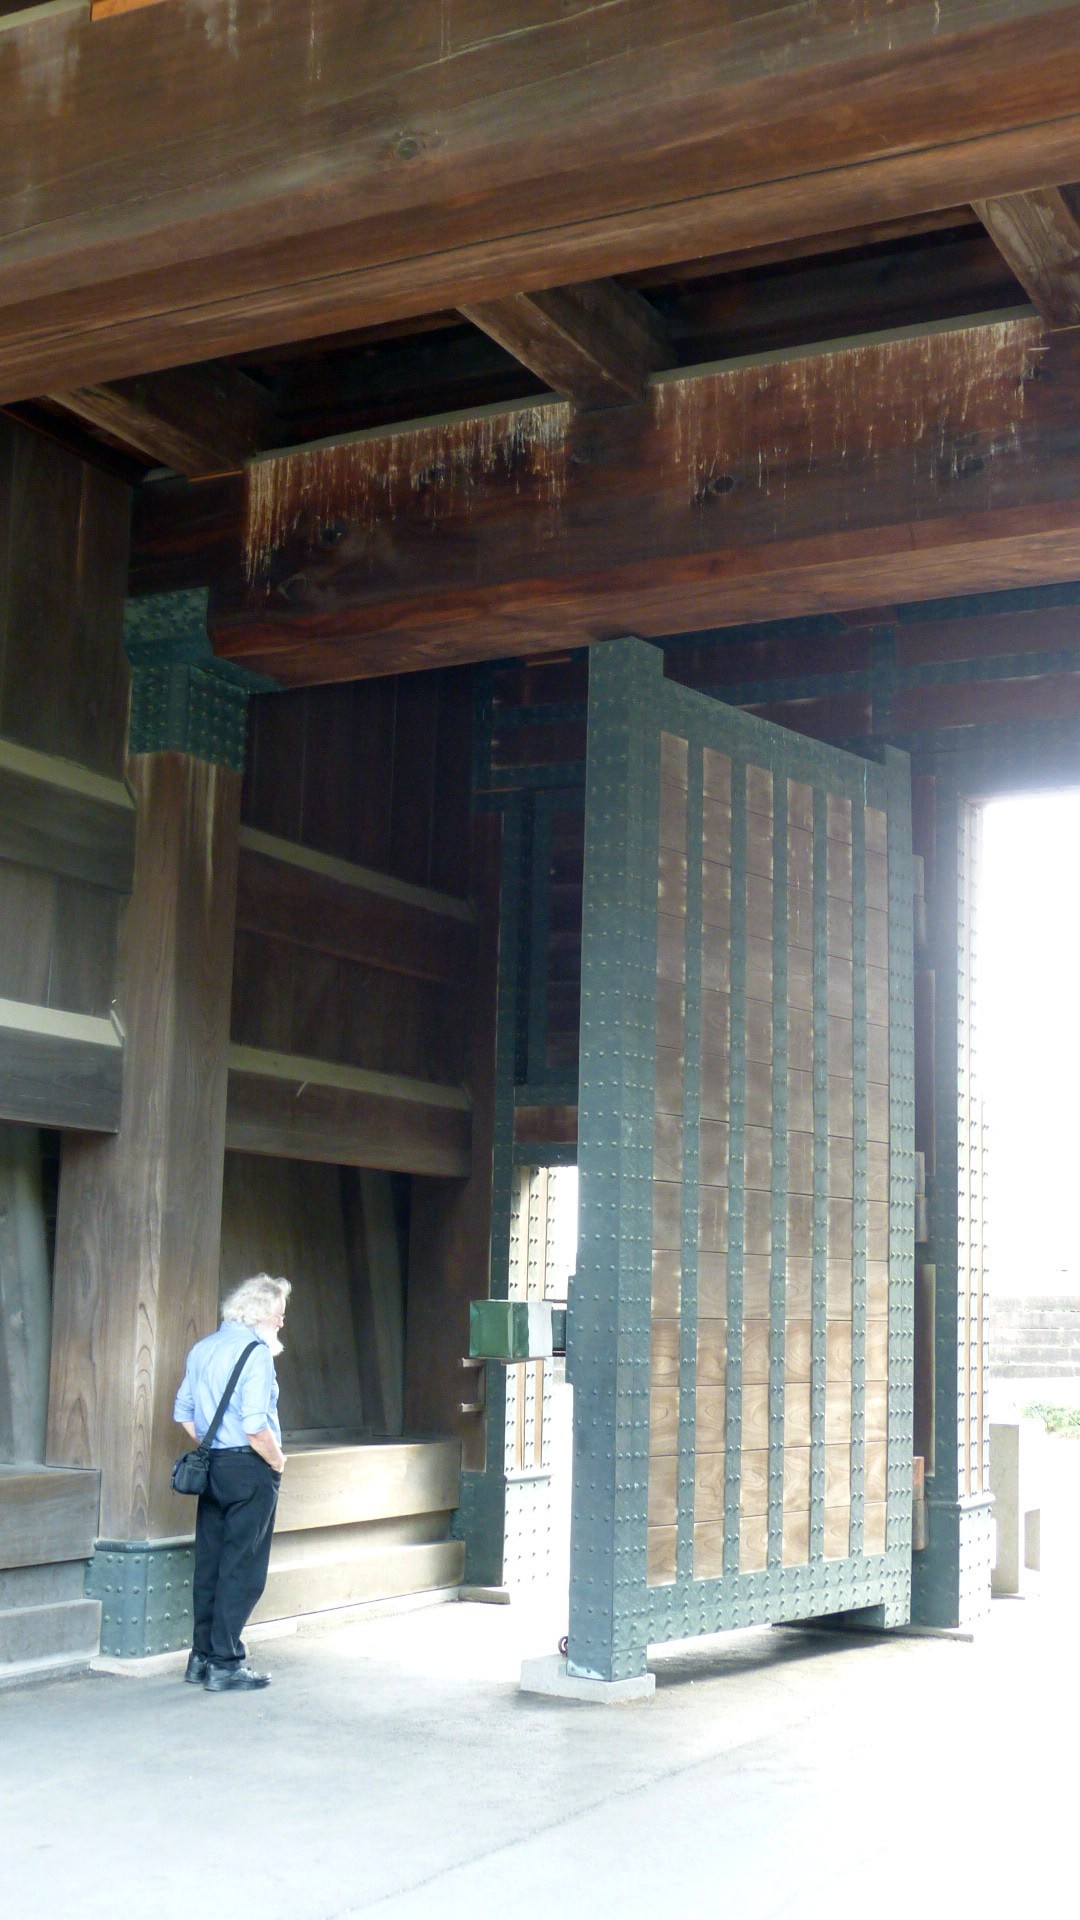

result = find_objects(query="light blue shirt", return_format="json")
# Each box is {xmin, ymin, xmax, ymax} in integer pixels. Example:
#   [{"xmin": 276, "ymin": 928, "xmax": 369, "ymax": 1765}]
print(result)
[{"xmin": 174, "ymin": 1320, "xmax": 281, "ymax": 1449}]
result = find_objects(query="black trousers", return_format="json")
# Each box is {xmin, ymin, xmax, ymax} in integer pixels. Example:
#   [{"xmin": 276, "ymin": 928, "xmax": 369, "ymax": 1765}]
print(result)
[{"xmin": 192, "ymin": 1451, "xmax": 280, "ymax": 1668}]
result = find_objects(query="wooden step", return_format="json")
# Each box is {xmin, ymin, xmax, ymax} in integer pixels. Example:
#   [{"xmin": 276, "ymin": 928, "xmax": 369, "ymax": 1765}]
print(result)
[
  {"xmin": 0, "ymin": 1598, "xmax": 101, "ymax": 1678},
  {"xmin": 254, "ymin": 1438, "xmax": 464, "ymax": 1625},
  {"xmin": 256, "ymin": 1537, "xmax": 464, "ymax": 1625},
  {"xmin": 275, "ymin": 1438, "xmax": 460, "ymax": 1533}
]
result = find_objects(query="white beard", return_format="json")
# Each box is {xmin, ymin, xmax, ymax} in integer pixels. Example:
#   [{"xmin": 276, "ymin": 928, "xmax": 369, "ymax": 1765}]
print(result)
[{"xmin": 264, "ymin": 1331, "xmax": 284, "ymax": 1358}]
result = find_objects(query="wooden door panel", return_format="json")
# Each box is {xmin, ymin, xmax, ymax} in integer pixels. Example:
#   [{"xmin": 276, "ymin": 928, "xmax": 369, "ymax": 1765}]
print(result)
[{"xmin": 568, "ymin": 639, "xmax": 914, "ymax": 1683}]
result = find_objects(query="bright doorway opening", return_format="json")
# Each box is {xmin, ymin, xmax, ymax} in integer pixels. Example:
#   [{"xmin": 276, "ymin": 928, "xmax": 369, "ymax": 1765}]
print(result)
[
  {"xmin": 504, "ymin": 1165, "xmax": 577, "ymax": 1615},
  {"xmin": 976, "ymin": 789, "xmax": 1080, "ymax": 1600}
]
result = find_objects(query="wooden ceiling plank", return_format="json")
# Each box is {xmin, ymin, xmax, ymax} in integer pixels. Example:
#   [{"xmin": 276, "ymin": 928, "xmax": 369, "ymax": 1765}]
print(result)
[
  {"xmin": 459, "ymin": 281, "xmax": 671, "ymax": 407},
  {"xmin": 4, "ymin": 4, "xmax": 1080, "ymax": 395},
  {"xmin": 3, "ymin": 1, "xmax": 1076, "ymax": 307},
  {"xmin": 974, "ymin": 185, "xmax": 1080, "ymax": 328},
  {"xmin": 47, "ymin": 363, "xmax": 277, "ymax": 478}
]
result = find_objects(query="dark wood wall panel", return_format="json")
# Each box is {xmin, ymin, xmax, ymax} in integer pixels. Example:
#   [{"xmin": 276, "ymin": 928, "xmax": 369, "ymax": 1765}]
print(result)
[
  {"xmin": 0, "ymin": 865, "xmax": 54, "ymax": 1006},
  {"xmin": 0, "ymin": 765, "xmax": 135, "ymax": 892},
  {"xmin": 236, "ymin": 845, "xmax": 474, "ymax": 983},
  {"xmin": 49, "ymin": 879, "xmax": 123, "ymax": 1018},
  {"xmin": 220, "ymin": 1152, "xmax": 367, "ymax": 1439},
  {"xmin": 232, "ymin": 663, "xmax": 487, "ymax": 1445},
  {"xmin": 0, "ymin": 419, "xmax": 130, "ymax": 779},
  {"xmin": 0, "ymin": 864, "xmax": 121, "ymax": 1021},
  {"xmin": 0, "ymin": 415, "xmax": 132, "ymax": 1137},
  {"xmin": 232, "ymin": 932, "xmax": 465, "ymax": 1086},
  {"xmin": 242, "ymin": 665, "xmax": 474, "ymax": 896}
]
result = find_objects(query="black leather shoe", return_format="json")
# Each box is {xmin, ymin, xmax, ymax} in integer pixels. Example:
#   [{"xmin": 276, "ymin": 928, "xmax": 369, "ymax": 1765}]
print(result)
[
  {"xmin": 184, "ymin": 1652, "xmax": 209, "ymax": 1684},
  {"xmin": 204, "ymin": 1664, "xmax": 271, "ymax": 1692}
]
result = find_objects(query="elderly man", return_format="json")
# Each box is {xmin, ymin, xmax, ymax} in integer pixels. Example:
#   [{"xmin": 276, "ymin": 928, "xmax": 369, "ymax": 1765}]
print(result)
[{"xmin": 174, "ymin": 1273, "xmax": 291, "ymax": 1692}]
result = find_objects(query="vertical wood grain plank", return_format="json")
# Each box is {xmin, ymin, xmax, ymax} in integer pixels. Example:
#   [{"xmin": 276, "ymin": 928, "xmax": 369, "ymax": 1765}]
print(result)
[
  {"xmin": 390, "ymin": 673, "xmax": 441, "ymax": 886},
  {"xmin": 220, "ymin": 1151, "xmax": 365, "ymax": 1435},
  {"xmin": 0, "ymin": 1124, "xmax": 52, "ymax": 1465},
  {"xmin": 406, "ymin": 810, "xmax": 498, "ymax": 1472},
  {"xmin": 0, "ymin": 430, "xmax": 130, "ymax": 776},
  {"xmin": 351, "ymin": 677, "xmax": 399, "ymax": 872}
]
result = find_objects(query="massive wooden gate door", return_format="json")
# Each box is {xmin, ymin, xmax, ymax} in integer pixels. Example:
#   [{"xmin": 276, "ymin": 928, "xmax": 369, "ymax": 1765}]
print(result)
[{"xmin": 567, "ymin": 640, "xmax": 914, "ymax": 1684}]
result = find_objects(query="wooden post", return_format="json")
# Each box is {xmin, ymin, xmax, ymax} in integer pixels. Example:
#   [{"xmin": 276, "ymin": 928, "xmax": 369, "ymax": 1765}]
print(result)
[
  {"xmin": 0, "ymin": 1123, "xmax": 52, "ymax": 1465},
  {"xmin": 47, "ymin": 752, "xmax": 240, "ymax": 1545}
]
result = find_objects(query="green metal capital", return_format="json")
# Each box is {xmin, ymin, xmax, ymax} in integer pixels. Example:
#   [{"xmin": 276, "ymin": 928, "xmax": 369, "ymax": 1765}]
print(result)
[{"xmin": 123, "ymin": 588, "xmax": 277, "ymax": 772}]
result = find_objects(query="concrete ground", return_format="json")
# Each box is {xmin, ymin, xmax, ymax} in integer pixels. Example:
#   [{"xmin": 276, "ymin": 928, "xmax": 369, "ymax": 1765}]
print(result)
[{"xmin": 1, "ymin": 1566, "xmax": 1076, "ymax": 1920}]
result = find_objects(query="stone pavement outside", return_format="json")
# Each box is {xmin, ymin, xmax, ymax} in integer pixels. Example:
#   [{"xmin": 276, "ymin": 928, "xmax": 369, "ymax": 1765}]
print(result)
[{"xmin": 1, "ymin": 1572, "xmax": 1075, "ymax": 1920}]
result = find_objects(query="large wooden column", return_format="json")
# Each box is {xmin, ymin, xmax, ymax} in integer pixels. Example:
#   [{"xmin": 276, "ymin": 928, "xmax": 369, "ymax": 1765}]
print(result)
[{"xmin": 48, "ymin": 750, "xmax": 240, "ymax": 1644}]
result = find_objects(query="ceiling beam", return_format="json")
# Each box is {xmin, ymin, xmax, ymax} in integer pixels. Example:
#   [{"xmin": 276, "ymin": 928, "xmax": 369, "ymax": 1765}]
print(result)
[
  {"xmin": 129, "ymin": 315, "xmax": 1080, "ymax": 685},
  {"xmin": 973, "ymin": 185, "xmax": 1080, "ymax": 328},
  {"xmin": 48, "ymin": 363, "xmax": 277, "ymax": 478},
  {"xmin": 459, "ymin": 282, "xmax": 671, "ymax": 408},
  {"xmin": 4, "ymin": 2, "xmax": 1080, "ymax": 396}
]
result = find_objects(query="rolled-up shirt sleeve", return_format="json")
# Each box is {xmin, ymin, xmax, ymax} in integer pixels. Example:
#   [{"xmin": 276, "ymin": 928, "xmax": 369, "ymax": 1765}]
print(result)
[
  {"xmin": 238, "ymin": 1345, "xmax": 275, "ymax": 1434},
  {"xmin": 174, "ymin": 1369, "xmax": 195, "ymax": 1425}
]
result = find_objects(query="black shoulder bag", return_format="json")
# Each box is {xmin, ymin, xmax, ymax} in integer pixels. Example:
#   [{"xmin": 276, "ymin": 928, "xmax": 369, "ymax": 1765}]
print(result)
[{"xmin": 171, "ymin": 1341, "xmax": 260, "ymax": 1496}]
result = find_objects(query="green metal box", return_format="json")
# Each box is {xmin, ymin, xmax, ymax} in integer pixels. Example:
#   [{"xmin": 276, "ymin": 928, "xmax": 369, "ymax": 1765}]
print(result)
[{"xmin": 469, "ymin": 1299, "xmax": 554, "ymax": 1362}]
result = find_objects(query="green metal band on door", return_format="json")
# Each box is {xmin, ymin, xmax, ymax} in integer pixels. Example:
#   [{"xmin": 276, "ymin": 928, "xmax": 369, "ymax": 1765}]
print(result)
[{"xmin": 676, "ymin": 744, "xmax": 704, "ymax": 1584}]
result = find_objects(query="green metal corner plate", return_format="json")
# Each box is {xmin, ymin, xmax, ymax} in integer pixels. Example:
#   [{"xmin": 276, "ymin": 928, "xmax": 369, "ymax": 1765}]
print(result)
[{"xmin": 123, "ymin": 588, "xmax": 278, "ymax": 771}]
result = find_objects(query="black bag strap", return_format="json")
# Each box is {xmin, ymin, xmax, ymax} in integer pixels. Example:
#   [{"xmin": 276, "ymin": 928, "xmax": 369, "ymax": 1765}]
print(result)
[{"xmin": 198, "ymin": 1341, "xmax": 260, "ymax": 1453}]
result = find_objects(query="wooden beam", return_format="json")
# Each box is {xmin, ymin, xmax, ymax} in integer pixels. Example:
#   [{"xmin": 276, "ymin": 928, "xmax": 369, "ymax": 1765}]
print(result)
[
  {"xmin": 0, "ymin": 1465, "xmax": 100, "ymax": 1572},
  {"xmin": 460, "ymin": 282, "xmax": 670, "ymax": 408},
  {"xmin": 226, "ymin": 1045, "xmax": 472, "ymax": 1177},
  {"xmin": 183, "ymin": 315, "xmax": 1080, "ymax": 683},
  {"xmin": 0, "ymin": 737, "xmax": 134, "ymax": 892},
  {"xmin": 48, "ymin": 363, "xmax": 276, "ymax": 478},
  {"xmin": 5, "ymin": 3, "xmax": 1080, "ymax": 395},
  {"xmin": 235, "ymin": 827, "xmax": 475, "ymax": 986},
  {"xmin": 974, "ymin": 185, "xmax": 1080, "ymax": 328},
  {"xmin": 0, "ymin": 998, "xmax": 122, "ymax": 1132}
]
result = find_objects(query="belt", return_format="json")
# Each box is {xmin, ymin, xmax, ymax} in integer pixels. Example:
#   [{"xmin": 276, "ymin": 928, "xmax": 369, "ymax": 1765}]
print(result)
[{"xmin": 211, "ymin": 1444, "xmax": 256, "ymax": 1455}]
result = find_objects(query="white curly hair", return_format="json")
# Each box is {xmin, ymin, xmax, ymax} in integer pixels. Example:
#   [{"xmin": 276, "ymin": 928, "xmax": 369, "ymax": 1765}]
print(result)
[{"xmin": 221, "ymin": 1273, "xmax": 292, "ymax": 1326}]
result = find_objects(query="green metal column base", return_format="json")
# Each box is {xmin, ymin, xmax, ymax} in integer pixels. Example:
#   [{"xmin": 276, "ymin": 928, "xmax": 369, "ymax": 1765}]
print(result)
[
  {"xmin": 86, "ymin": 1540, "xmax": 195, "ymax": 1657},
  {"xmin": 453, "ymin": 1471, "xmax": 509, "ymax": 1590},
  {"xmin": 910, "ymin": 1495, "xmax": 994, "ymax": 1628}
]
